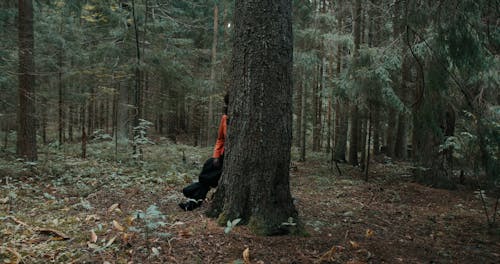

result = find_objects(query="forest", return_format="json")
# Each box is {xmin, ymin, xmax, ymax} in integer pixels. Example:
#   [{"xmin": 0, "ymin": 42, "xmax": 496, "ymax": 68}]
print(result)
[{"xmin": 1, "ymin": 0, "xmax": 499, "ymax": 263}]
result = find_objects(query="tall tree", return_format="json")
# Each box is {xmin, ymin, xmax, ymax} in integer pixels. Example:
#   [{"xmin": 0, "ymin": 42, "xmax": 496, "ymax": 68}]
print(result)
[
  {"xmin": 17, "ymin": 0, "xmax": 37, "ymax": 161},
  {"xmin": 348, "ymin": 0, "xmax": 362, "ymax": 166},
  {"xmin": 207, "ymin": 3, "xmax": 219, "ymax": 145},
  {"xmin": 208, "ymin": 0, "xmax": 302, "ymax": 236}
]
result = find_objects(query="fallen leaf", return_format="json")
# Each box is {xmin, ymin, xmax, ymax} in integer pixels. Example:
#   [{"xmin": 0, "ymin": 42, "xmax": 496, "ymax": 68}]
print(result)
[
  {"xmin": 85, "ymin": 214, "xmax": 100, "ymax": 222},
  {"xmin": 0, "ymin": 197, "xmax": 9, "ymax": 203},
  {"xmin": 87, "ymin": 242, "xmax": 100, "ymax": 250},
  {"xmin": 365, "ymin": 229, "xmax": 374, "ymax": 238},
  {"xmin": 243, "ymin": 248, "xmax": 250, "ymax": 264},
  {"xmin": 346, "ymin": 260, "xmax": 366, "ymax": 264},
  {"xmin": 178, "ymin": 229, "xmax": 192, "ymax": 238},
  {"xmin": 113, "ymin": 220, "xmax": 125, "ymax": 232},
  {"xmin": 105, "ymin": 236, "xmax": 117, "ymax": 247},
  {"xmin": 90, "ymin": 230, "xmax": 97, "ymax": 243},
  {"xmin": 318, "ymin": 245, "xmax": 344, "ymax": 262},
  {"xmin": 107, "ymin": 203, "xmax": 120, "ymax": 214},
  {"xmin": 122, "ymin": 232, "xmax": 133, "ymax": 244},
  {"xmin": 349, "ymin": 240, "xmax": 360, "ymax": 249},
  {"xmin": 126, "ymin": 216, "xmax": 135, "ymax": 226},
  {"xmin": 151, "ymin": 247, "xmax": 160, "ymax": 255}
]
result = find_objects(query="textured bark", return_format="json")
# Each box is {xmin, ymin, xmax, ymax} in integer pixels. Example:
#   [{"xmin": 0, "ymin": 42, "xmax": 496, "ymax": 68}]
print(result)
[
  {"xmin": 386, "ymin": 110, "xmax": 397, "ymax": 156},
  {"xmin": 207, "ymin": 4, "xmax": 219, "ymax": 145},
  {"xmin": 17, "ymin": 0, "xmax": 37, "ymax": 161},
  {"xmin": 294, "ymin": 76, "xmax": 303, "ymax": 148},
  {"xmin": 349, "ymin": 105, "xmax": 360, "ymax": 166},
  {"xmin": 394, "ymin": 112, "xmax": 408, "ymax": 159},
  {"xmin": 312, "ymin": 63, "xmax": 321, "ymax": 152},
  {"xmin": 117, "ymin": 82, "xmax": 129, "ymax": 140},
  {"xmin": 348, "ymin": 0, "xmax": 362, "ymax": 166},
  {"xmin": 132, "ymin": 0, "xmax": 142, "ymax": 155},
  {"xmin": 58, "ymin": 51, "xmax": 64, "ymax": 146},
  {"xmin": 372, "ymin": 107, "xmax": 380, "ymax": 154},
  {"xmin": 333, "ymin": 0, "xmax": 347, "ymax": 162},
  {"xmin": 68, "ymin": 105, "xmax": 74, "ymax": 142},
  {"xmin": 208, "ymin": 0, "xmax": 301, "ymax": 236}
]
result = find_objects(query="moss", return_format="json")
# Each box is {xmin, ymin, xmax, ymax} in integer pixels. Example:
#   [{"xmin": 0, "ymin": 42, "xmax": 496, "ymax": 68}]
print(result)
[
  {"xmin": 248, "ymin": 215, "xmax": 307, "ymax": 236},
  {"xmin": 216, "ymin": 211, "xmax": 229, "ymax": 226}
]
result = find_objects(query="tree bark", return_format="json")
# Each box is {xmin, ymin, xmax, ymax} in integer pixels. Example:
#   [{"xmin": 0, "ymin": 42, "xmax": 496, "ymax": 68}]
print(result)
[
  {"xmin": 58, "ymin": 51, "xmax": 65, "ymax": 147},
  {"xmin": 17, "ymin": 0, "xmax": 37, "ymax": 161},
  {"xmin": 294, "ymin": 74, "xmax": 303, "ymax": 148},
  {"xmin": 207, "ymin": 4, "xmax": 219, "ymax": 145},
  {"xmin": 300, "ymin": 73, "xmax": 307, "ymax": 162},
  {"xmin": 348, "ymin": 0, "xmax": 362, "ymax": 166},
  {"xmin": 132, "ymin": 0, "xmax": 142, "ymax": 155},
  {"xmin": 208, "ymin": 0, "xmax": 301, "ymax": 236},
  {"xmin": 333, "ymin": 0, "xmax": 347, "ymax": 162}
]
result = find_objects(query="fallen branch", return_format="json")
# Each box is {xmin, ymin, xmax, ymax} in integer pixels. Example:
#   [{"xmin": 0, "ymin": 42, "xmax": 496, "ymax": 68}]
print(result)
[
  {"xmin": 5, "ymin": 216, "xmax": 70, "ymax": 240},
  {"xmin": 1, "ymin": 247, "xmax": 22, "ymax": 264},
  {"xmin": 37, "ymin": 228, "xmax": 70, "ymax": 240}
]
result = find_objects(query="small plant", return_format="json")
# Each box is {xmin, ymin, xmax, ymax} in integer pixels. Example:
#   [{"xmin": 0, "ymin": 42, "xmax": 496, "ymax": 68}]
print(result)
[
  {"xmin": 131, "ymin": 119, "xmax": 155, "ymax": 161},
  {"xmin": 131, "ymin": 204, "xmax": 168, "ymax": 249},
  {"xmin": 224, "ymin": 218, "xmax": 241, "ymax": 234}
]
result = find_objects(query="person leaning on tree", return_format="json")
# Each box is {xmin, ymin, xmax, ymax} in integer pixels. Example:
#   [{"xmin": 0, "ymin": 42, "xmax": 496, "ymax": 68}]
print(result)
[{"xmin": 179, "ymin": 93, "xmax": 228, "ymax": 211}]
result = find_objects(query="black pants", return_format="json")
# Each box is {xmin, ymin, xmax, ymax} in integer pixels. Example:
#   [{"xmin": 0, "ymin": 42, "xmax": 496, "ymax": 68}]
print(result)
[{"xmin": 182, "ymin": 157, "xmax": 223, "ymax": 202}]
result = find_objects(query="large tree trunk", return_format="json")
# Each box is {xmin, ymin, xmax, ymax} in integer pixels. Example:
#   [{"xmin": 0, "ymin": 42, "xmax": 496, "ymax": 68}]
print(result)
[
  {"xmin": 17, "ymin": 0, "xmax": 37, "ymax": 161},
  {"xmin": 208, "ymin": 0, "xmax": 301, "ymax": 236}
]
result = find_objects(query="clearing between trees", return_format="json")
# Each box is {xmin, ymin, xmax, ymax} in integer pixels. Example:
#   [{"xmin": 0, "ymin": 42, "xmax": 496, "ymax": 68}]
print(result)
[{"xmin": 1, "ymin": 142, "xmax": 499, "ymax": 263}]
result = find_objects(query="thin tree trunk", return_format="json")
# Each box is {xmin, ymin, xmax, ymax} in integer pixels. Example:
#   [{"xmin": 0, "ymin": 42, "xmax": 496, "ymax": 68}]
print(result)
[
  {"xmin": 349, "ymin": 0, "xmax": 362, "ymax": 166},
  {"xmin": 17, "ymin": 0, "xmax": 37, "ymax": 161},
  {"xmin": 312, "ymin": 63, "xmax": 322, "ymax": 152},
  {"xmin": 372, "ymin": 107, "xmax": 380, "ymax": 154},
  {"xmin": 349, "ymin": 105, "xmax": 359, "ymax": 166},
  {"xmin": 41, "ymin": 97, "xmax": 47, "ymax": 144},
  {"xmin": 81, "ymin": 104, "xmax": 86, "ymax": 159},
  {"xmin": 386, "ymin": 110, "xmax": 397, "ymax": 156},
  {"xmin": 300, "ymin": 76, "xmax": 307, "ymax": 162},
  {"xmin": 333, "ymin": 0, "xmax": 347, "ymax": 162},
  {"xmin": 207, "ymin": 4, "xmax": 219, "ymax": 145},
  {"xmin": 68, "ymin": 104, "xmax": 74, "ymax": 142},
  {"xmin": 295, "ymin": 75, "xmax": 303, "ymax": 148},
  {"xmin": 132, "ymin": 0, "xmax": 142, "ymax": 155},
  {"xmin": 360, "ymin": 115, "xmax": 367, "ymax": 169},
  {"xmin": 364, "ymin": 110, "xmax": 372, "ymax": 181},
  {"xmin": 87, "ymin": 88, "xmax": 94, "ymax": 136},
  {"xmin": 58, "ymin": 51, "xmax": 64, "ymax": 147}
]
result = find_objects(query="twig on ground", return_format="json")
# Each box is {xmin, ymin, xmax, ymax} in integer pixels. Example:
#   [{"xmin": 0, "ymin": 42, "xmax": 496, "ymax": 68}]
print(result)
[
  {"xmin": 5, "ymin": 216, "xmax": 70, "ymax": 240},
  {"xmin": 1, "ymin": 247, "xmax": 22, "ymax": 264}
]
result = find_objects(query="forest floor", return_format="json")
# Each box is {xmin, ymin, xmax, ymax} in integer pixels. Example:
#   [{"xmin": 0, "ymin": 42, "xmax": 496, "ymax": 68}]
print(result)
[{"xmin": 1, "ymin": 140, "xmax": 499, "ymax": 264}]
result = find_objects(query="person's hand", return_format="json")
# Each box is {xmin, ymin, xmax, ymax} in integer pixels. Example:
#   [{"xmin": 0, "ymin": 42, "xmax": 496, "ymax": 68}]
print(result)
[{"xmin": 213, "ymin": 158, "xmax": 220, "ymax": 168}]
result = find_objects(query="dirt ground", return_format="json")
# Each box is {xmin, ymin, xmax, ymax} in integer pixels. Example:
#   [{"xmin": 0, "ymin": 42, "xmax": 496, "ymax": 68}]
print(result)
[{"xmin": 1, "ymin": 153, "xmax": 499, "ymax": 263}]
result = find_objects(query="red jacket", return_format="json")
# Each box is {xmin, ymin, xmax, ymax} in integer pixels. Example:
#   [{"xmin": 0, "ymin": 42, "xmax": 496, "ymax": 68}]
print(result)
[{"xmin": 213, "ymin": 115, "xmax": 228, "ymax": 158}]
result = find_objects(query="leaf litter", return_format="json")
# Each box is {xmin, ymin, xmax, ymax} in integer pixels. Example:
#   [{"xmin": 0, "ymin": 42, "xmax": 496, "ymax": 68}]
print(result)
[{"xmin": 0, "ymin": 144, "xmax": 499, "ymax": 263}]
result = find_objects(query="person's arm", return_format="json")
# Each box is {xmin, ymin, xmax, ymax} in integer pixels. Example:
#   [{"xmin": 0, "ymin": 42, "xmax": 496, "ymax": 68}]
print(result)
[{"xmin": 212, "ymin": 115, "xmax": 227, "ymax": 161}]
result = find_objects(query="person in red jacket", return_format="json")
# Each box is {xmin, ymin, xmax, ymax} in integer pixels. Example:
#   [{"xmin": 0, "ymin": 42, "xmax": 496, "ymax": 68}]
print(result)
[{"xmin": 179, "ymin": 93, "xmax": 228, "ymax": 211}]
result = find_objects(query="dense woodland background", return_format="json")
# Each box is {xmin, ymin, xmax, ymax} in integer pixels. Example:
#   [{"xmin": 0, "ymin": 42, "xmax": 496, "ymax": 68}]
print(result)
[
  {"xmin": 1, "ymin": 0, "xmax": 500, "ymax": 263},
  {"xmin": 2, "ymin": 0, "xmax": 498, "ymax": 187}
]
